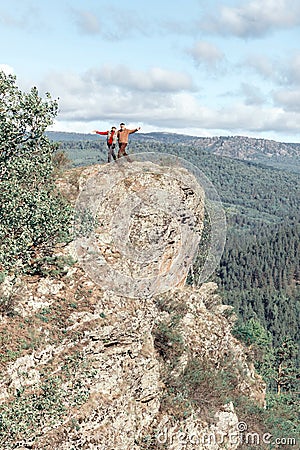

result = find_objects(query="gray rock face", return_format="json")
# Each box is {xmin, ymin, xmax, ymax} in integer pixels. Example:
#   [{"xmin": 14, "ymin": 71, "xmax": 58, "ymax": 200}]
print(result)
[
  {"xmin": 74, "ymin": 157, "xmax": 206, "ymax": 298},
  {"xmin": 0, "ymin": 277, "xmax": 265, "ymax": 449}
]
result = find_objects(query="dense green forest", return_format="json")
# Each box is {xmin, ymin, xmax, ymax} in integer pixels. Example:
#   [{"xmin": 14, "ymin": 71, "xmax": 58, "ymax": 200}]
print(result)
[
  {"xmin": 217, "ymin": 222, "xmax": 299, "ymax": 358},
  {"xmin": 56, "ymin": 137, "xmax": 300, "ymax": 393}
]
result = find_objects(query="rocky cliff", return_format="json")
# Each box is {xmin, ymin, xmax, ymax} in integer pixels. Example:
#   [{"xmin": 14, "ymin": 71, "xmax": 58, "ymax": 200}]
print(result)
[{"xmin": 0, "ymin": 158, "xmax": 266, "ymax": 449}]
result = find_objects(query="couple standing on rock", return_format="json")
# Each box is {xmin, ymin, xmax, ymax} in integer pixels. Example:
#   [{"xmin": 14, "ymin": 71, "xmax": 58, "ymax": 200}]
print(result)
[{"xmin": 93, "ymin": 122, "xmax": 141, "ymax": 163}]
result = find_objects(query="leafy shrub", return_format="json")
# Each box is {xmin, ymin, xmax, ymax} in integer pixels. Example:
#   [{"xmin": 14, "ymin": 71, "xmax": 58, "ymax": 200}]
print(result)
[
  {"xmin": 52, "ymin": 150, "xmax": 71, "ymax": 175},
  {"xmin": 26, "ymin": 254, "xmax": 76, "ymax": 278},
  {"xmin": 0, "ymin": 71, "xmax": 73, "ymax": 274},
  {"xmin": 153, "ymin": 318, "xmax": 185, "ymax": 366},
  {"xmin": 160, "ymin": 357, "xmax": 239, "ymax": 420},
  {"xmin": 0, "ymin": 294, "xmax": 16, "ymax": 317}
]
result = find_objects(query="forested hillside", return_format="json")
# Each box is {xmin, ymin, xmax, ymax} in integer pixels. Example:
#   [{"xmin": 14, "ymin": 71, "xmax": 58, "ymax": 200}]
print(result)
[
  {"xmin": 217, "ymin": 222, "xmax": 299, "ymax": 360},
  {"xmin": 48, "ymin": 131, "xmax": 300, "ymax": 173}
]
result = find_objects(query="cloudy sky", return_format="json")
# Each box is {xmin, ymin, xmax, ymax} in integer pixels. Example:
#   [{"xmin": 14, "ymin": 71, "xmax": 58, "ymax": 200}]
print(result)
[{"xmin": 1, "ymin": 0, "xmax": 300, "ymax": 142}]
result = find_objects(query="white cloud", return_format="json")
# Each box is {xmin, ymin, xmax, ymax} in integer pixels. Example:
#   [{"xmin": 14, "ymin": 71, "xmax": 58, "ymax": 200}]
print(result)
[
  {"xmin": 282, "ymin": 53, "xmax": 300, "ymax": 86},
  {"xmin": 187, "ymin": 41, "xmax": 224, "ymax": 69},
  {"xmin": 73, "ymin": 10, "xmax": 101, "ymax": 35},
  {"xmin": 202, "ymin": 0, "xmax": 300, "ymax": 37},
  {"xmin": 37, "ymin": 66, "xmax": 196, "ymax": 125},
  {"xmin": 0, "ymin": 5, "xmax": 42, "ymax": 31},
  {"xmin": 36, "ymin": 65, "xmax": 300, "ymax": 140},
  {"xmin": 71, "ymin": 7, "xmax": 148, "ymax": 40},
  {"xmin": 0, "ymin": 64, "xmax": 15, "ymax": 75},
  {"xmin": 272, "ymin": 88, "xmax": 300, "ymax": 112},
  {"xmin": 244, "ymin": 52, "xmax": 300, "ymax": 87},
  {"xmin": 88, "ymin": 66, "xmax": 195, "ymax": 92},
  {"xmin": 240, "ymin": 83, "xmax": 266, "ymax": 105},
  {"xmin": 244, "ymin": 55, "xmax": 276, "ymax": 79}
]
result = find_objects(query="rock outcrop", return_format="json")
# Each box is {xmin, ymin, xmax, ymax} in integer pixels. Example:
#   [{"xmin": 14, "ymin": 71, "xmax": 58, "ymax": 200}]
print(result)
[
  {"xmin": 0, "ymin": 160, "xmax": 265, "ymax": 449},
  {"xmin": 0, "ymin": 274, "xmax": 265, "ymax": 450}
]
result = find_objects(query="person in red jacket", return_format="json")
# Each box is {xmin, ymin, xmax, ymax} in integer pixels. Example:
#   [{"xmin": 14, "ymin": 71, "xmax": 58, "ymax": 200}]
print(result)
[
  {"xmin": 93, "ymin": 126, "xmax": 118, "ymax": 162},
  {"xmin": 117, "ymin": 123, "xmax": 141, "ymax": 159}
]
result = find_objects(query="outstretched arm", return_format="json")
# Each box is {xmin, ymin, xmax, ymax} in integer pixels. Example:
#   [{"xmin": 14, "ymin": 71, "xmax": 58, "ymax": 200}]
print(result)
[
  {"xmin": 128, "ymin": 127, "xmax": 141, "ymax": 134},
  {"xmin": 93, "ymin": 130, "xmax": 108, "ymax": 135}
]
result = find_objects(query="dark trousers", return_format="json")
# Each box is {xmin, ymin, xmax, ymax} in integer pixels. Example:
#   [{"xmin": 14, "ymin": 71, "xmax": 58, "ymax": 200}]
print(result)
[
  {"xmin": 107, "ymin": 144, "xmax": 117, "ymax": 163},
  {"xmin": 118, "ymin": 143, "xmax": 131, "ymax": 161},
  {"xmin": 118, "ymin": 143, "xmax": 128, "ymax": 158}
]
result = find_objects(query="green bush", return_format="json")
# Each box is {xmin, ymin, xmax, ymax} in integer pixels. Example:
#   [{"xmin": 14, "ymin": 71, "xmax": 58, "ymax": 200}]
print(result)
[
  {"xmin": 153, "ymin": 318, "xmax": 185, "ymax": 367},
  {"xmin": 26, "ymin": 254, "xmax": 76, "ymax": 278},
  {"xmin": 0, "ymin": 71, "xmax": 73, "ymax": 274}
]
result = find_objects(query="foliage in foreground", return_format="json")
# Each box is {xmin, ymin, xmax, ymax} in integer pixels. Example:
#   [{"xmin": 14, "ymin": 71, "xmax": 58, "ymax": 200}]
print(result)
[{"xmin": 0, "ymin": 71, "xmax": 73, "ymax": 275}]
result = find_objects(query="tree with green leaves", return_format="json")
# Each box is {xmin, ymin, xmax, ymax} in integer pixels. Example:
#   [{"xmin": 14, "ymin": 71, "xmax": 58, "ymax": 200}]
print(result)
[
  {"xmin": 0, "ymin": 71, "xmax": 72, "ymax": 274},
  {"xmin": 232, "ymin": 317, "xmax": 275, "ymax": 384}
]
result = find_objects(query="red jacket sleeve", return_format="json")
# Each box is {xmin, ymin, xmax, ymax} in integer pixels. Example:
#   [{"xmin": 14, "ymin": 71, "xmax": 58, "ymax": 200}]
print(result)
[{"xmin": 95, "ymin": 131, "xmax": 108, "ymax": 135}]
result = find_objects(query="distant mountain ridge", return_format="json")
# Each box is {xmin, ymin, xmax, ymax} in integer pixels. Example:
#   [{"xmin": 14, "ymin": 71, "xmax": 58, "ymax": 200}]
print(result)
[{"xmin": 47, "ymin": 131, "xmax": 300, "ymax": 172}]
